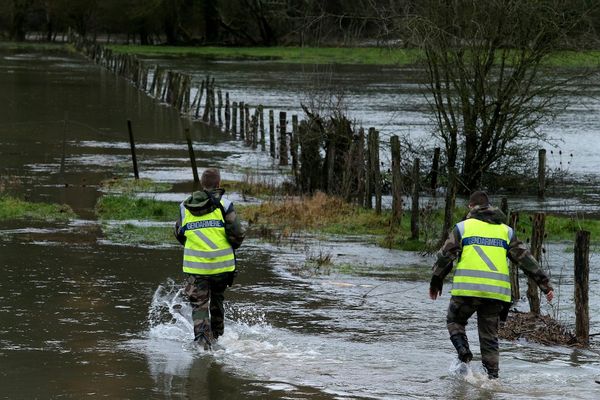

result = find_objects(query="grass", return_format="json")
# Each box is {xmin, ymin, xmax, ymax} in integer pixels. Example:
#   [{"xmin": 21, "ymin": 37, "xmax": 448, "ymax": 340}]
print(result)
[
  {"xmin": 95, "ymin": 194, "xmax": 179, "ymax": 221},
  {"xmin": 239, "ymin": 192, "xmax": 600, "ymax": 250},
  {"xmin": 107, "ymin": 44, "xmax": 600, "ymax": 68},
  {"xmin": 92, "ymin": 188, "xmax": 600, "ymax": 248},
  {"xmin": 0, "ymin": 195, "xmax": 76, "ymax": 221},
  {"xmin": 101, "ymin": 222, "xmax": 173, "ymax": 246},
  {"xmin": 107, "ymin": 44, "xmax": 421, "ymax": 65},
  {"xmin": 513, "ymin": 213, "xmax": 600, "ymax": 242}
]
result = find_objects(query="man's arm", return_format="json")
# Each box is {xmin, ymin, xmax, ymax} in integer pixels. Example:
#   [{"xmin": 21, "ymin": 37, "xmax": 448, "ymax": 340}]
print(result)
[
  {"xmin": 508, "ymin": 232, "xmax": 554, "ymax": 300},
  {"xmin": 430, "ymin": 226, "xmax": 462, "ymax": 299},
  {"xmin": 224, "ymin": 203, "xmax": 245, "ymax": 250}
]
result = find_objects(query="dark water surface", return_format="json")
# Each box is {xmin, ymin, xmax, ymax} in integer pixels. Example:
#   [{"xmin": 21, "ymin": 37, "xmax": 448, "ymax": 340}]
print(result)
[{"xmin": 1, "ymin": 48, "xmax": 600, "ymax": 399}]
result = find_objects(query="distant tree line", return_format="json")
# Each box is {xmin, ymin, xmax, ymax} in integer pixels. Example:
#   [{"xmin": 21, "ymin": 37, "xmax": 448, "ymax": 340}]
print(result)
[{"xmin": 3, "ymin": 0, "xmax": 597, "ymax": 47}]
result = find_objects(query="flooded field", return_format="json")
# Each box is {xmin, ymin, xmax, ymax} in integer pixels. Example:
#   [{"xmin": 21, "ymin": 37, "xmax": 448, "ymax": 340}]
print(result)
[{"xmin": 1, "ymin": 47, "xmax": 600, "ymax": 399}]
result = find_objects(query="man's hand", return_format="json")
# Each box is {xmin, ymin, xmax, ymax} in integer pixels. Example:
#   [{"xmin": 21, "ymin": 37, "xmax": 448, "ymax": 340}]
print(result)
[
  {"xmin": 429, "ymin": 276, "xmax": 443, "ymax": 300},
  {"xmin": 545, "ymin": 290, "xmax": 554, "ymax": 302}
]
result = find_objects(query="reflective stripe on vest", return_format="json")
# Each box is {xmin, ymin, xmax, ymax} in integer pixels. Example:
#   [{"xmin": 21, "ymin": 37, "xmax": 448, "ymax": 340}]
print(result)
[
  {"xmin": 451, "ymin": 218, "xmax": 511, "ymax": 302},
  {"xmin": 181, "ymin": 202, "xmax": 235, "ymax": 275}
]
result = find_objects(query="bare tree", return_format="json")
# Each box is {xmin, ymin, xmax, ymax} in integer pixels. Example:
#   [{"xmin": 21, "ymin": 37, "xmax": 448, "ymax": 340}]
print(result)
[{"xmin": 403, "ymin": 0, "xmax": 593, "ymax": 241}]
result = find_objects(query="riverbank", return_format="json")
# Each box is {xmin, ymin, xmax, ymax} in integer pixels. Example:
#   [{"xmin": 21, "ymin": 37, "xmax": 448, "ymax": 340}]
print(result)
[{"xmin": 4, "ymin": 40, "xmax": 600, "ymax": 68}]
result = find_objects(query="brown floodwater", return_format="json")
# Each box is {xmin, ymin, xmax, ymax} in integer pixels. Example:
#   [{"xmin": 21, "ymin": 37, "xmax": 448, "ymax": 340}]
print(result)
[{"xmin": 1, "ymin": 46, "xmax": 600, "ymax": 399}]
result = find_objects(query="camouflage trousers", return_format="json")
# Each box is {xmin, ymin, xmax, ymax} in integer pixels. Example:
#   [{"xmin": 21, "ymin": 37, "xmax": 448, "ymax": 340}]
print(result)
[
  {"xmin": 446, "ymin": 296, "xmax": 505, "ymax": 375},
  {"xmin": 185, "ymin": 273, "xmax": 232, "ymax": 342}
]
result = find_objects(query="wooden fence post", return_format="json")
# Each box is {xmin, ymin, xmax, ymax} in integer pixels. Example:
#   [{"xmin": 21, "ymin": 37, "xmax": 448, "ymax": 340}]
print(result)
[
  {"xmin": 239, "ymin": 101, "xmax": 245, "ymax": 140},
  {"xmin": 269, "ymin": 110, "xmax": 275, "ymax": 158},
  {"xmin": 365, "ymin": 129, "xmax": 373, "ymax": 209},
  {"xmin": 538, "ymin": 149, "xmax": 546, "ymax": 199},
  {"xmin": 231, "ymin": 102, "xmax": 238, "ymax": 136},
  {"xmin": 245, "ymin": 104, "xmax": 251, "ymax": 145},
  {"xmin": 368, "ymin": 128, "xmax": 382, "ymax": 214},
  {"xmin": 431, "ymin": 147, "xmax": 440, "ymax": 195},
  {"xmin": 209, "ymin": 80, "xmax": 216, "ymax": 125},
  {"xmin": 184, "ymin": 128, "xmax": 199, "ymax": 184},
  {"xmin": 356, "ymin": 128, "xmax": 366, "ymax": 207},
  {"xmin": 500, "ymin": 197, "xmax": 508, "ymax": 217},
  {"xmin": 410, "ymin": 158, "xmax": 420, "ymax": 239},
  {"xmin": 527, "ymin": 212, "xmax": 545, "ymax": 314},
  {"xmin": 225, "ymin": 93, "xmax": 230, "ymax": 132},
  {"xmin": 391, "ymin": 135, "xmax": 402, "ymax": 224},
  {"xmin": 291, "ymin": 114, "xmax": 299, "ymax": 178},
  {"xmin": 251, "ymin": 109, "xmax": 258, "ymax": 149},
  {"xmin": 127, "ymin": 119, "xmax": 139, "ymax": 180},
  {"xmin": 574, "ymin": 229, "xmax": 590, "ymax": 344},
  {"xmin": 259, "ymin": 105, "xmax": 265, "ymax": 151},
  {"xmin": 217, "ymin": 89, "xmax": 223, "ymax": 128},
  {"xmin": 279, "ymin": 111, "xmax": 288, "ymax": 166}
]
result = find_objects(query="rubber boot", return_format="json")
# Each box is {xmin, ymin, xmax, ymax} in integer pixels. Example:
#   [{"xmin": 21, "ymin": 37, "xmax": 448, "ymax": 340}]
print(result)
[
  {"xmin": 450, "ymin": 334, "xmax": 473, "ymax": 363},
  {"xmin": 483, "ymin": 362, "xmax": 499, "ymax": 379}
]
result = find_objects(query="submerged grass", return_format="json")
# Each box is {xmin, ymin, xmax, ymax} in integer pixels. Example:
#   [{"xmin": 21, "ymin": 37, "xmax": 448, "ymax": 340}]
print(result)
[
  {"xmin": 0, "ymin": 195, "xmax": 75, "ymax": 221},
  {"xmin": 95, "ymin": 195, "xmax": 179, "ymax": 221},
  {"xmin": 100, "ymin": 177, "xmax": 172, "ymax": 194},
  {"xmin": 95, "ymin": 194, "xmax": 178, "ymax": 245},
  {"xmin": 101, "ymin": 222, "xmax": 173, "ymax": 246}
]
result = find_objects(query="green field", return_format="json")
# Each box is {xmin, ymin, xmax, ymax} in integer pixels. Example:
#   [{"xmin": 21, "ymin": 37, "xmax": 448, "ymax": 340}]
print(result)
[{"xmin": 107, "ymin": 44, "xmax": 600, "ymax": 68}]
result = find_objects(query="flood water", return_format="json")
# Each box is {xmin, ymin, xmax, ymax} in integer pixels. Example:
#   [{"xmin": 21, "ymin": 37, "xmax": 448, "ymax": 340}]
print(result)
[{"xmin": 1, "ymin": 47, "xmax": 600, "ymax": 399}]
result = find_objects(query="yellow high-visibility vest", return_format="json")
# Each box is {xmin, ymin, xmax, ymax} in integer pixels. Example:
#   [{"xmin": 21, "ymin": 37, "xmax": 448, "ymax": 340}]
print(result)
[
  {"xmin": 451, "ymin": 218, "xmax": 512, "ymax": 302},
  {"xmin": 180, "ymin": 202, "xmax": 235, "ymax": 275}
]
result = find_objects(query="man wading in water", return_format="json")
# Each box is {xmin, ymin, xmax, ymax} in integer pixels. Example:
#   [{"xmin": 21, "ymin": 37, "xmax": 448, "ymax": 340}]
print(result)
[
  {"xmin": 429, "ymin": 191, "xmax": 554, "ymax": 379},
  {"xmin": 175, "ymin": 168, "xmax": 245, "ymax": 349}
]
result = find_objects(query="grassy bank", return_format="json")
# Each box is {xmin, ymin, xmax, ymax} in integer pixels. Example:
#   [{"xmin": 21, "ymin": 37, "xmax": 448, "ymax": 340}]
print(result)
[
  {"xmin": 93, "ymin": 189, "xmax": 600, "ymax": 248},
  {"xmin": 0, "ymin": 195, "xmax": 75, "ymax": 221},
  {"xmin": 238, "ymin": 193, "xmax": 600, "ymax": 250},
  {"xmin": 107, "ymin": 45, "xmax": 420, "ymax": 65},
  {"xmin": 108, "ymin": 44, "xmax": 600, "ymax": 68}
]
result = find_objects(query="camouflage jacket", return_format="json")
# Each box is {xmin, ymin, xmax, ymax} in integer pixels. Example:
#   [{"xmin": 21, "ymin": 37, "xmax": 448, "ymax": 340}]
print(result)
[
  {"xmin": 431, "ymin": 205, "xmax": 552, "ymax": 294},
  {"xmin": 175, "ymin": 188, "xmax": 245, "ymax": 250}
]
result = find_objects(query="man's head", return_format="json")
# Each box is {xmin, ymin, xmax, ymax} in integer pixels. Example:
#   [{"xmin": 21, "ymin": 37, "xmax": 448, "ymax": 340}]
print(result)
[
  {"xmin": 201, "ymin": 168, "xmax": 221, "ymax": 190},
  {"xmin": 468, "ymin": 190, "xmax": 489, "ymax": 208}
]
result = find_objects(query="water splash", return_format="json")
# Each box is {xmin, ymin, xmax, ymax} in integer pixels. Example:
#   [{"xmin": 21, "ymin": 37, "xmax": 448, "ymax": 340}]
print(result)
[{"xmin": 147, "ymin": 278, "xmax": 193, "ymax": 341}]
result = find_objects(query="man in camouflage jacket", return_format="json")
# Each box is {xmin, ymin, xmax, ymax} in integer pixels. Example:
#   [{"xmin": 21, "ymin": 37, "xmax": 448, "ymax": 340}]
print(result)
[{"xmin": 429, "ymin": 191, "xmax": 554, "ymax": 378}]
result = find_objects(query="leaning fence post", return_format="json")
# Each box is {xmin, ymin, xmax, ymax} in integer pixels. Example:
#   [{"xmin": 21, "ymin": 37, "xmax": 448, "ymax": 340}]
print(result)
[
  {"xmin": 391, "ymin": 135, "xmax": 402, "ymax": 224},
  {"xmin": 538, "ymin": 149, "xmax": 546, "ymax": 199},
  {"xmin": 410, "ymin": 157, "xmax": 420, "ymax": 240},
  {"xmin": 574, "ymin": 229, "xmax": 590, "ymax": 344},
  {"xmin": 184, "ymin": 128, "xmax": 199, "ymax": 184},
  {"xmin": 527, "ymin": 212, "xmax": 545, "ymax": 315},
  {"xmin": 127, "ymin": 119, "xmax": 139, "ymax": 180}
]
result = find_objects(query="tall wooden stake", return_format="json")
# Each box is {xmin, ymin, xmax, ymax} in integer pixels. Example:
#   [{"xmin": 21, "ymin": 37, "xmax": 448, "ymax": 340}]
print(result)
[{"xmin": 127, "ymin": 119, "xmax": 139, "ymax": 180}]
